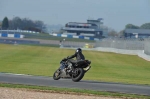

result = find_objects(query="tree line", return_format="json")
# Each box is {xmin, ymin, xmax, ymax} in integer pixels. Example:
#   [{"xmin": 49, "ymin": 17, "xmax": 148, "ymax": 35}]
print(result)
[
  {"xmin": 1, "ymin": 16, "xmax": 46, "ymax": 33},
  {"xmin": 125, "ymin": 23, "xmax": 150, "ymax": 29},
  {"xmin": 1, "ymin": 16, "xmax": 150, "ymax": 37}
]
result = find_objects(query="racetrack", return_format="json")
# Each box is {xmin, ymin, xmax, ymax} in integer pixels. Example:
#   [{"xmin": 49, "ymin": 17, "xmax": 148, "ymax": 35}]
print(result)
[{"xmin": 0, "ymin": 73, "xmax": 150, "ymax": 96}]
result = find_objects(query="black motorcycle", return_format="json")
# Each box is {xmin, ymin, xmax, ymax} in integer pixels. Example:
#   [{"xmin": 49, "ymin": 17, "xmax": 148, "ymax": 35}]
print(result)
[{"xmin": 53, "ymin": 57, "xmax": 91, "ymax": 82}]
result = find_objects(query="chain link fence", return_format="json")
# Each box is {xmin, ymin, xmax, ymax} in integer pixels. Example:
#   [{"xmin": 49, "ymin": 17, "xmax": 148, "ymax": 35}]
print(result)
[
  {"xmin": 61, "ymin": 41, "xmax": 95, "ymax": 48},
  {"xmin": 95, "ymin": 38, "xmax": 145, "ymax": 50},
  {"xmin": 144, "ymin": 38, "xmax": 150, "ymax": 55},
  {"xmin": 95, "ymin": 38, "xmax": 150, "ymax": 55}
]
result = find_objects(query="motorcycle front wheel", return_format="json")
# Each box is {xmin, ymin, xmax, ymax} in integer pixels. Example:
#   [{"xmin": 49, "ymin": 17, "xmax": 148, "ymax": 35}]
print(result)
[
  {"xmin": 72, "ymin": 68, "xmax": 84, "ymax": 82},
  {"xmin": 53, "ymin": 69, "xmax": 61, "ymax": 80}
]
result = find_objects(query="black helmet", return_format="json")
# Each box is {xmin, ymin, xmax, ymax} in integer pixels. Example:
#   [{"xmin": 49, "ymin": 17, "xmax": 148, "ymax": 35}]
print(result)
[{"xmin": 76, "ymin": 48, "xmax": 82, "ymax": 53}]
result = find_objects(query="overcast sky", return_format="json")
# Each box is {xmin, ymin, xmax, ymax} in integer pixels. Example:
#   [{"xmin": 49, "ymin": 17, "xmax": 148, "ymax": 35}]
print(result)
[{"xmin": 0, "ymin": 0, "xmax": 150, "ymax": 31}]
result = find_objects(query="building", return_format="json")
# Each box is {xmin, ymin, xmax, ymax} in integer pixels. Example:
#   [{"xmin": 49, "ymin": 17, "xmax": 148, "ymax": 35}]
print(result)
[
  {"xmin": 61, "ymin": 18, "xmax": 106, "ymax": 39},
  {"xmin": 124, "ymin": 29, "xmax": 150, "ymax": 38}
]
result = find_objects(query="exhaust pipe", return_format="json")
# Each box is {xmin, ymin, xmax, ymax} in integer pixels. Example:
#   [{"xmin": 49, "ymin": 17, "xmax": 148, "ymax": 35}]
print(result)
[{"xmin": 84, "ymin": 66, "xmax": 91, "ymax": 73}]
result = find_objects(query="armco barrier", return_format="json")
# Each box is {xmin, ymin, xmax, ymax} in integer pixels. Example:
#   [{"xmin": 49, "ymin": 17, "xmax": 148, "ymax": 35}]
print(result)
[
  {"xmin": 0, "ymin": 39, "xmax": 40, "ymax": 44},
  {"xmin": 0, "ymin": 33, "xmax": 24, "ymax": 38},
  {"xmin": 0, "ymin": 30, "xmax": 39, "ymax": 34},
  {"xmin": 51, "ymin": 33, "xmax": 99, "ymax": 41}
]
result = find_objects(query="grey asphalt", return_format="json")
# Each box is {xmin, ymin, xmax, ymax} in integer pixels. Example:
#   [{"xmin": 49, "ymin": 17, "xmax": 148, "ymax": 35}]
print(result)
[{"xmin": 0, "ymin": 73, "xmax": 150, "ymax": 96}]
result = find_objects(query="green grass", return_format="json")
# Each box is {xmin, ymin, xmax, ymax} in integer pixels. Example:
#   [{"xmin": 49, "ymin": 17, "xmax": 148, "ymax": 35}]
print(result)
[
  {"xmin": 0, "ymin": 44, "xmax": 150, "ymax": 85},
  {"xmin": 0, "ymin": 83, "xmax": 149, "ymax": 99}
]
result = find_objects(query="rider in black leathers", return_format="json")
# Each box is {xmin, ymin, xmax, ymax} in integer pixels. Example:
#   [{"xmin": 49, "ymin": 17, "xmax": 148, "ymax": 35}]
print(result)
[
  {"xmin": 67, "ymin": 48, "xmax": 85, "ymax": 62},
  {"xmin": 63, "ymin": 48, "xmax": 85, "ymax": 72}
]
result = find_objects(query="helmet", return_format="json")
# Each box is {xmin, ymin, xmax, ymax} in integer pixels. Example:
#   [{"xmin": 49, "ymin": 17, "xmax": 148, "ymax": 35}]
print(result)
[{"xmin": 76, "ymin": 48, "xmax": 82, "ymax": 53}]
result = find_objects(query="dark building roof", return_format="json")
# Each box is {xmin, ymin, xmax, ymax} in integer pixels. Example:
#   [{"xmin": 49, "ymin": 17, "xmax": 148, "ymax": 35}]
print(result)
[
  {"xmin": 66, "ymin": 22, "xmax": 97, "ymax": 26},
  {"xmin": 125, "ymin": 29, "xmax": 150, "ymax": 34}
]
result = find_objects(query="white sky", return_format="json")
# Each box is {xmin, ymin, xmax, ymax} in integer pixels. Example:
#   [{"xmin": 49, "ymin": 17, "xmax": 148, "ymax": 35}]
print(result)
[{"xmin": 0, "ymin": 0, "xmax": 150, "ymax": 31}]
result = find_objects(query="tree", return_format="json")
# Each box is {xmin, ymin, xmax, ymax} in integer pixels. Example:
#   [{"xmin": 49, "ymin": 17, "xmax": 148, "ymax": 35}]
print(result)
[
  {"xmin": 125, "ymin": 24, "xmax": 139, "ymax": 29},
  {"xmin": 140, "ymin": 23, "xmax": 150, "ymax": 29},
  {"xmin": 2, "ymin": 17, "xmax": 9, "ymax": 30},
  {"xmin": 22, "ymin": 18, "xmax": 35, "ymax": 30},
  {"xmin": 9, "ymin": 17, "xmax": 22, "ymax": 30},
  {"xmin": 118, "ymin": 30, "xmax": 125, "ymax": 37},
  {"xmin": 101, "ymin": 25, "xmax": 118, "ymax": 37},
  {"xmin": 9, "ymin": 16, "xmax": 45, "ymax": 32},
  {"xmin": 108, "ymin": 29, "xmax": 118, "ymax": 37}
]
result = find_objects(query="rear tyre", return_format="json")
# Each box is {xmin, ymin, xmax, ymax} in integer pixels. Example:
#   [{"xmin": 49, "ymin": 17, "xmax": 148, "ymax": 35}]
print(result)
[
  {"xmin": 53, "ymin": 69, "xmax": 61, "ymax": 80},
  {"xmin": 72, "ymin": 68, "xmax": 84, "ymax": 82}
]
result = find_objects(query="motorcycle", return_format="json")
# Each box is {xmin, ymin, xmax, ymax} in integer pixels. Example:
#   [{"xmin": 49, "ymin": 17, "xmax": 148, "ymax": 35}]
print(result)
[{"xmin": 53, "ymin": 57, "xmax": 91, "ymax": 82}]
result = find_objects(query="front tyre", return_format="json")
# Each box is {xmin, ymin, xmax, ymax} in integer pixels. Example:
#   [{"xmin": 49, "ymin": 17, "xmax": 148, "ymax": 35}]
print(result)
[
  {"xmin": 72, "ymin": 68, "xmax": 84, "ymax": 82},
  {"xmin": 53, "ymin": 69, "xmax": 61, "ymax": 80}
]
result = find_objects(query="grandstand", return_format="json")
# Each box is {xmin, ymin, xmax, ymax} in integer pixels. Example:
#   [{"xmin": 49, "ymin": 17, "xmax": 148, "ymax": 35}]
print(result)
[{"xmin": 60, "ymin": 18, "xmax": 107, "ymax": 39}]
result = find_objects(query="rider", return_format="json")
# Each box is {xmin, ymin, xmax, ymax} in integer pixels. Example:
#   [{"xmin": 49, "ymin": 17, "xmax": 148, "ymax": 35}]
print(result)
[
  {"xmin": 63, "ymin": 48, "xmax": 85, "ymax": 72},
  {"xmin": 64, "ymin": 48, "xmax": 91, "ymax": 72},
  {"xmin": 67, "ymin": 48, "xmax": 85, "ymax": 62}
]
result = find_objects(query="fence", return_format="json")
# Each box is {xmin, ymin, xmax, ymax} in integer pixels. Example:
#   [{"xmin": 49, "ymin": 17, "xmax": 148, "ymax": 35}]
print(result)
[
  {"xmin": 95, "ymin": 38, "xmax": 145, "ymax": 50},
  {"xmin": 61, "ymin": 41, "xmax": 95, "ymax": 48},
  {"xmin": 95, "ymin": 38, "xmax": 150, "ymax": 55},
  {"xmin": 144, "ymin": 38, "xmax": 150, "ymax": 55}
]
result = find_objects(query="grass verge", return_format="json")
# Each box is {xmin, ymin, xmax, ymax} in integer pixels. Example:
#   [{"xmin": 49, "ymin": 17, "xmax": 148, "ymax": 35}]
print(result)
[
  {"xmin": 0, "ymin": 83, "xmax": 149, "ymax": 99},
  {"xmin": 0, "ymin": 44, "xmax": 150, "ymax": 85}
]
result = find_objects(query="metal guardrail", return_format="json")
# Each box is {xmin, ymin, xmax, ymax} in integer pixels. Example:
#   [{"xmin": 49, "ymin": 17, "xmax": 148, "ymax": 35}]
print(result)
[{"xmin": 0, "ymin": 30, "xmax": 39, "ymax": 34}]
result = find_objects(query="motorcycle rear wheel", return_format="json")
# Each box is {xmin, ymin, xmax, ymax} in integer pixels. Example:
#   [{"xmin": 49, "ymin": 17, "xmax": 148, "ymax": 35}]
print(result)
[
  {"xmin": 72, "ymin": 68, "xmax": 84, "ymax": 82},
  {"xmin": 53, "ymin": 69, "xmax": 61, "ymax": 80}
]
